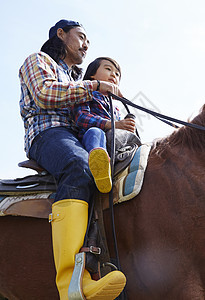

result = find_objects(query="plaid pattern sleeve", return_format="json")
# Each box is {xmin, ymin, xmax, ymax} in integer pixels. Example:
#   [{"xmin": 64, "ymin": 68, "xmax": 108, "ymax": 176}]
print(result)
[
  {"xmin": 114, "ymin": 106, "xmax": 121, "ymax": 121},
  {"xmin": 71, "ymin": 92, "xmax": 121, "ymax": 138},
  {"xmin": 19, "ymin": 52, "xmax": 94, "ymax": 109}
]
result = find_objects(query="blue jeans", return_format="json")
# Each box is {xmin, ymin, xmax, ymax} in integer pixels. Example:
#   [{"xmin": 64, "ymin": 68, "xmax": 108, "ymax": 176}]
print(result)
[
  {"xmin": 82, "ymin": 127, "xmax": 107, "ymax": 153},
  {"xmin": 29, "ymin": 127, "xmax": 96, "ymax": 203}
]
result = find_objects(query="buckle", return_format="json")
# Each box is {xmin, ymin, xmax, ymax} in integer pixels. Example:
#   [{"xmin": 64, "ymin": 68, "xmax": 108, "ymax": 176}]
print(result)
[
  {"xmin": 89, "ymin": 246, "xmax": 101, "ymax": 255},
  {"xmin": 80, "ymin": 246, "xmax": 101, "ymax": 255},
  {"xmin": 48, "ymin": 213, "xmax": 53, "ymax": 223}
]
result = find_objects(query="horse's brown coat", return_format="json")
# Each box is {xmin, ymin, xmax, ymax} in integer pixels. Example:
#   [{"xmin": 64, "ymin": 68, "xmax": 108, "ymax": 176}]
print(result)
[
  {"xmin": 104, "ymin": 105, "xmax": 205, "ymax": 299},
  {"xmin": 0, "ymin": 105, "xmax": 204, "ymax": 299}
]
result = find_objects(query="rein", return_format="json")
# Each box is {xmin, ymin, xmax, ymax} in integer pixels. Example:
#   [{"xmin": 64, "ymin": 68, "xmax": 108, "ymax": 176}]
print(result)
[
  {"xmin": 107, "ymin": 92, "xmax": 205, "ymax": 300},
  {"xmin": 108, "ymin": 94, "xmax": 127, "ymax": 299},
  {"xmin": 108, "ymin": 94, "xmax": 121, "ymax": 270},
  {"xmin": 108, "ymin": 92, "xmax": 205, "ymax": 131}
]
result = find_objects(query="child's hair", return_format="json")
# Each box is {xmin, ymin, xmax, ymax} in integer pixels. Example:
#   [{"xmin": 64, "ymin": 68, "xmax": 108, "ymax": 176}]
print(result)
[{"xmin": 83, "ymin": 57, "xmax": 121, "ymax": 80}]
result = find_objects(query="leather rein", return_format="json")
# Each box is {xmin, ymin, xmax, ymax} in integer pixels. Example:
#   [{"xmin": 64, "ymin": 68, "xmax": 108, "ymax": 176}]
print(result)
[
  {"xmin": 84, "ymin": 93, "xmax": 204, "ymax": 300},
  {"xmin": 107, "ymin": 92, "xmax": 205, "ymax": 300},
  {"xmin": 108, "ymin": 92, "xmax": 205, "ymax": 132}
]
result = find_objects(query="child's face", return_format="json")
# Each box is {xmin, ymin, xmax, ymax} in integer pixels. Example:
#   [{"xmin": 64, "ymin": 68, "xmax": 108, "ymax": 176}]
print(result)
[{"xmin": 92, "ymin": 60, "xmax": 120, "ymax": 85}]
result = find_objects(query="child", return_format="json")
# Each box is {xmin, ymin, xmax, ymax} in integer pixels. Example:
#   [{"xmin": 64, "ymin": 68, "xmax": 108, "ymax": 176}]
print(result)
[{"xmin": 71, "ymin": 57, "xmax": 137, "ymax": 193}]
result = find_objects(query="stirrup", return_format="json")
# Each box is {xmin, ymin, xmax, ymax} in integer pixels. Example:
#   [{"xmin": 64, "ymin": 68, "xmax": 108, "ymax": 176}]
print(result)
[{"xmin": 68, "ymin": 252, "xmax": 86, "ymax": 300}]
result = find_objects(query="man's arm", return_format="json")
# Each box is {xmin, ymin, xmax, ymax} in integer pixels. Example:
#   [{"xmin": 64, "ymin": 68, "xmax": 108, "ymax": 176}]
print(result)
[{"xmin": 19, "ymin": 52, "xmax": 94, "ymax": 109}]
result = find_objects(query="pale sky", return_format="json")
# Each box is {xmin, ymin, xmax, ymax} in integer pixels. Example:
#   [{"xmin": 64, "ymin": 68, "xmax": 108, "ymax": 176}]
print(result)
[{"xmin": 1, "ymin": 0, "xmax": 205, "ymax": 178}]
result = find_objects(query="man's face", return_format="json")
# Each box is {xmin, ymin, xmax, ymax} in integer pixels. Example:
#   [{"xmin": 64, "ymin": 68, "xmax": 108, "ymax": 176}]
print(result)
[{"xmin": 59, "ymin": 26, "xmax": 90, "ymax": 67}]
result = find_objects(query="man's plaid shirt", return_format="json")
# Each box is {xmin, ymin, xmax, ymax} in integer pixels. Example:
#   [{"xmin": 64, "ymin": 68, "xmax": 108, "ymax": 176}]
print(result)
[{"xmin": 19, "ymin": 52, "xmax": 94, "ymax": 155}]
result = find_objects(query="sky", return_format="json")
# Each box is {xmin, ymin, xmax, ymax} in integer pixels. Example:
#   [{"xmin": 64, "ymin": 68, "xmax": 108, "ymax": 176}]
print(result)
[{"xmin": 1, "ymin": 0, "xmax": 205, "ymax": 178}]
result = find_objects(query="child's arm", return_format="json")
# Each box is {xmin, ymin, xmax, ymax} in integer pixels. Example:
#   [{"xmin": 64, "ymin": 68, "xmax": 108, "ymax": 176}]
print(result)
[{"xmin": 72, "ymin": 102, "xmax": 109, "ymax": 132}]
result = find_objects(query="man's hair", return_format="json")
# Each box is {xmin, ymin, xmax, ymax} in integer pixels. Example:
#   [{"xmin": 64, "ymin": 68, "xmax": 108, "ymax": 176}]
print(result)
[
  {"xmin": 83, "ymin": 57, "xmax": 121, "ymax": 80},
  {"xmin": 40, "ymin": 25, "xmax": 82, "ymax": 80}
]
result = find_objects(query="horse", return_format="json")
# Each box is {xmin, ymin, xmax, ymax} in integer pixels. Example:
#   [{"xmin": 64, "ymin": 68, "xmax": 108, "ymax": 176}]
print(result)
[{"xmin": 0, "ymin": 105, "xmax": 204, "ymax": 300}]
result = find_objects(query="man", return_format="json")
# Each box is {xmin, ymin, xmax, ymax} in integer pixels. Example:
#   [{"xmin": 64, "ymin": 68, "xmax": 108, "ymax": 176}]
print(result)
[{"xmin": 19, "ymin": 19, "xmax": 126, "ymax": 299}]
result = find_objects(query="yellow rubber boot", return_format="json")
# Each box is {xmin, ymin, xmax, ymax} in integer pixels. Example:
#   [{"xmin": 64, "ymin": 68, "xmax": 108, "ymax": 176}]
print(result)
[
  {"xmin": 89, "ymin": 148, "xmax": 112, "ymax": 193},
  {"xmin": 50, "ymin": 199, "xmax": 126, "ymax": 300}
]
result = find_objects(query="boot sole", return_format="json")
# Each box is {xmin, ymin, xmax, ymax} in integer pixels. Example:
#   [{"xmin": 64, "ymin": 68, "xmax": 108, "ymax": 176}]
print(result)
[
  {"xmin": 89, "ymin": 148, "xmax": 112, "ymax": 193},
  {"xmin": 84, "ymin": 270, "xmax": 126, "ymax": 300}
]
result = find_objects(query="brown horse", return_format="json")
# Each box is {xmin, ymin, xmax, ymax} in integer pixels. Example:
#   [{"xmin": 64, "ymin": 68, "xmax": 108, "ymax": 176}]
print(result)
[{"xmin": 0, "ymin": 105, "xmax": 204, "ymax": 300}]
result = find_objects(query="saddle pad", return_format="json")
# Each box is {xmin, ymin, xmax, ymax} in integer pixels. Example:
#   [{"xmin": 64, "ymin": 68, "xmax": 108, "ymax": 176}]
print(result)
[
  {"xmin": 0, "ymin": 193, "xmax": 54, "ymax": 218},
  {"xmin": 110, "ymin": 143, "xmax": 151, "ymax": 206}
]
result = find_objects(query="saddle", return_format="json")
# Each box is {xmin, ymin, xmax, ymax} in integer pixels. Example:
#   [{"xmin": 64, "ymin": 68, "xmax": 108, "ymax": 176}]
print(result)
[
  {"xmin": 0, "ymin": 143, "xmax": 151, "ymax": 217},
  {"xmin": 0, "ymin": 145, "xmax": 151, "ymax": 298}
]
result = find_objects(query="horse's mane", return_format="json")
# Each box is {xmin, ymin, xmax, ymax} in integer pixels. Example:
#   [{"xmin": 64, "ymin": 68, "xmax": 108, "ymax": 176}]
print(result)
[{"xmin": 152, "ymin": 104, "xmax": 205, "ymax": 156}]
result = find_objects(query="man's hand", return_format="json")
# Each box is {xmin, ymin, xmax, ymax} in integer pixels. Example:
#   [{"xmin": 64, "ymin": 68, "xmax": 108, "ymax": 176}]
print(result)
[{"xmin": 93, "ymin": 80, "xmax": 123, "ymax": 98}]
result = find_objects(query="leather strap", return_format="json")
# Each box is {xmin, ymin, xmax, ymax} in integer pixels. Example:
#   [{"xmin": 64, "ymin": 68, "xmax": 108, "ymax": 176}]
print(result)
[
  {"xmin": 80, "ymin": 246, "xmax": 101, "ymax": 255},
  {"xmin": 108, "ymin": 92, "xmax": 205, "ymax": 132}
]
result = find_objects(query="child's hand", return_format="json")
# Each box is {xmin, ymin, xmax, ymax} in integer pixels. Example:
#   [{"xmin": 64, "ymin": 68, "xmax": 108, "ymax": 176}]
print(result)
[
  {"xmin": 105, "ymin": 118, "xmax": 136, "ymax": 133},
  {"xmin": 115, "ymin": 119, "xmax": 136, "ymax": 133}
]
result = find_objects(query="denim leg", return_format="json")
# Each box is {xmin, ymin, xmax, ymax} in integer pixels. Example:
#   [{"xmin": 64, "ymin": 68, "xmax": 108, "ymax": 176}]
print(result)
[
  {"xmin": 82, "ymin": 127, "xmax": 107, "ymax": 153},
  {"xmin": 29, "ymin": 127, "xmax": 95, "ymax": 203}
]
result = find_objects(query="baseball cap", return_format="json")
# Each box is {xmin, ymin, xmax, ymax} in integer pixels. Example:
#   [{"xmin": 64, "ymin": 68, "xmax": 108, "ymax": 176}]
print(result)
[{"xmin": 49, "ymin": 19, "xmax": 81, "ymax": 39}]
